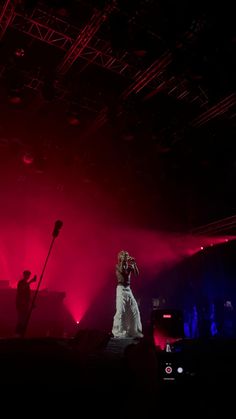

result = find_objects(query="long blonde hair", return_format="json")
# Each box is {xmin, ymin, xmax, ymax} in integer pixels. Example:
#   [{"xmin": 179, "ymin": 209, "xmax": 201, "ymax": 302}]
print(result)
[{"xmin": 117, "ymin": 250, "xmax": 129, "ymax": 262}]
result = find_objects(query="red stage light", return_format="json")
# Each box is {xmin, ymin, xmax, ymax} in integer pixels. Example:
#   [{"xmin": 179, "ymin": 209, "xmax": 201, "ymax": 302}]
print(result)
[
  {"xmin": 68, "ymin": 115, "xmax": 80, "ymax": 126},
  {"xmin": 15, "ymin": 48, "xmax": 25, "ymax": 58},
  {"xmin": 8, "ymin": 95, "xmax": 22, "ymax": 104},
  {"xmin": 22, "ymin": 153, "xmax": 34, "ymax": 165},
  {"xmin": 163, "ymin": 314, "xmax": 172, "ymax": 318}
]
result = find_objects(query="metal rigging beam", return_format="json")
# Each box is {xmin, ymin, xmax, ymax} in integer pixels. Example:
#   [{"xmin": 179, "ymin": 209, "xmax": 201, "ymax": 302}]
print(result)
[
  {"xmin": 191, "ymin": 215, "xmax": 236, "ymax": 236},
  {"xmin": 192, "ymin": 93, "xmax": 236, "ymax": 127},
  {"xmin": 3, "ymin": 4, "xmax": 202, "ymax": 106},
  {"xmin": 9, "ymin": 6, "xmax": 138, "ymax": 79},
  {"xmin": 1, "ymin": 2, "xmax": 213, "ymax": 136},
  {"xmin": 0, "ymin": 0, "xmax": 15, "ymax": 40},
  {"xmin": 57, "ymin": 1, "xmax": 116, "ymax": 74},
  {"xmin": 122, "ymin": 51, "xmax": 172, "ymax": 99}
]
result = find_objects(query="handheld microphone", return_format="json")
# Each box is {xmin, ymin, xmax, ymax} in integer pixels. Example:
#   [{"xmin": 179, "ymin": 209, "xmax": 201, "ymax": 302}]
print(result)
[{"xmin": 52, "ymin": 220, "xmax": 63, "ymax": 237}]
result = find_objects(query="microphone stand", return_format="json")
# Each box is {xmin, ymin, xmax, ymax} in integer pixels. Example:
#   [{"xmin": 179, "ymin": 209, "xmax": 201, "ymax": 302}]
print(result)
[{"xmin": 22, "ymin": 220, "xmax": 63, "ymax": 338}]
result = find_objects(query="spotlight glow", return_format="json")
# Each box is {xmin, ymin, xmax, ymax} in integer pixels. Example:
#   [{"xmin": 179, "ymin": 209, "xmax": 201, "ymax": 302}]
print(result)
[{"xmin": 22, "ymin": 153, "xmax": 34, "ymax": 165}]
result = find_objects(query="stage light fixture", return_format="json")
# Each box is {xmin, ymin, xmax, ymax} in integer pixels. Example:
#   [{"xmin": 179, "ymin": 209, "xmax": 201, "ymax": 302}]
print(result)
[
  {"xmin": 15, "ymin": 48, "xmax": 25, "ymax": 58},
  {"xmin": 67, "ymin": 113, "xmax": 80, "ymax": 126},
  {"xmin": 8, "ymin": 94, "xmax": 22, "ymax": 105},
  {"xmin": 22, "ymin": 152, "xmax": 34, "ymax": 165}
]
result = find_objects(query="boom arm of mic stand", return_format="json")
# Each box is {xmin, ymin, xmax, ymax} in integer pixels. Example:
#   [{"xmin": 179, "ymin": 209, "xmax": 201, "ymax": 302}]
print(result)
[{"xmin": 22, "ymin": 221, "xmax": 62, "ymax": 337}]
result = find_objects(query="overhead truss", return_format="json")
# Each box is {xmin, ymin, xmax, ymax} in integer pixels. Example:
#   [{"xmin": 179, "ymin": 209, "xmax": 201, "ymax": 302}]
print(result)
[
  {"xmin": 0, "ymin": 0, "xmax": 15, "ymax": 40},
  {"xmin": 2, "ymin": 0, "xmax": 233, "ymax": 135},
  {"xmin": 0, "ymin": 1, "xmax": 206, "ymax": 104},
  {"xmin": 191, "ymin": 215, "xmax": 236, "ymax": 236}
]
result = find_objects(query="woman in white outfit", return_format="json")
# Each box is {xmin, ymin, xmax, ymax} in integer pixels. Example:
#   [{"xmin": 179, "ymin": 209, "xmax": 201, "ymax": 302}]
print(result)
[{"xmin": 112, "ymin": 250, "xmax": 143, "ymax": 338}]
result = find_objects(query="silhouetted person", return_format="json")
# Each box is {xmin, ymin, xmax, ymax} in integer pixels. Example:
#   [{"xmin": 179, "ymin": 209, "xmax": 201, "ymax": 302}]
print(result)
[
  {"xmin": 215, "ymin": 297, "xmax": 224, "ymax": 336},
  {"xmin": 223, "ymin": 300, "xmax": 234, "ymax": 337},
  {"xmin": 112, "ymin": 250, "xmax": 143, "ymax": 338},
  {"xmin": 15, "ymin": 270, "xmax": 37, "ymax": 337}
]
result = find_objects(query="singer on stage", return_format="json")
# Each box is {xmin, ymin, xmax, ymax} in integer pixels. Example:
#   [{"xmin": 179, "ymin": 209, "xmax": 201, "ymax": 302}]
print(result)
[
  {"xmin": 15, "ymin": 270, "xmax": 37, "ymax": 337},
  {"xmin": 112, "ymin": 250, "xmax": 143, "ymax": 338}
]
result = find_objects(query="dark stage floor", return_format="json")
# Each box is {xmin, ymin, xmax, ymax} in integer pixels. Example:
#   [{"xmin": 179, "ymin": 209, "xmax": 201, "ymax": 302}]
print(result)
[{"xmin": 0, "ymin": 333, "xmax": 235, "ymax": 417}]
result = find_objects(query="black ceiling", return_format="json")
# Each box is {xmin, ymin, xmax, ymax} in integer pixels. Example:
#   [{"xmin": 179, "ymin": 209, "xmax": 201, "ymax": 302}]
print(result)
[{"xmin": 0, "ymin": 0, "xmax": 236, "ymax": 231}]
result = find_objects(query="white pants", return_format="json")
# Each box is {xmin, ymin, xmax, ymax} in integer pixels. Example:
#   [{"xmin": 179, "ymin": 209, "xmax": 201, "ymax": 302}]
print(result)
[{"xmin": 112, "ymin": 285, "xmax": 143, "ymax": 338}]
